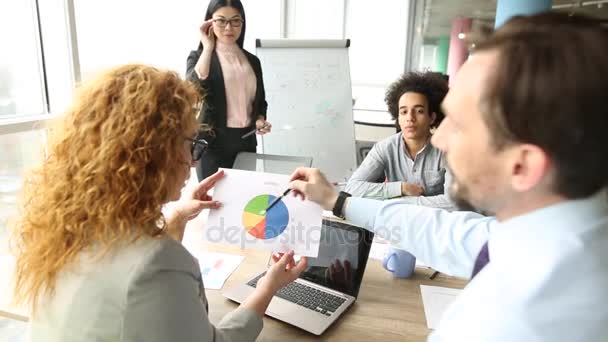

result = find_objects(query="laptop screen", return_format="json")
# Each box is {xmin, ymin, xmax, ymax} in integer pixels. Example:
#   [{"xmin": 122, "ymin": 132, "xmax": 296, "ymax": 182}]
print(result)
[{"xmin": 298, "ymin": 219, "xmax": 374, "ymax": 297}]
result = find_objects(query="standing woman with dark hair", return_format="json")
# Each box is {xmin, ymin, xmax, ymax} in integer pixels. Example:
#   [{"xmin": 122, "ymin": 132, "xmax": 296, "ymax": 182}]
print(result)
[{"xmin": 187, "ymin": 0, "xmax": 271, "ymax": 181}]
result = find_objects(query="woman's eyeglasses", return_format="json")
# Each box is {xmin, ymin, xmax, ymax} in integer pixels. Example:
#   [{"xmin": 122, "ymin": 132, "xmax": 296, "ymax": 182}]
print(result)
[
  {"xmin": 212, "ymin": 18, "xmax": 244, "ymax": 28},
  {"xmin": 186, "ymin": 138, "xmax": 208, "ymax": 161}
]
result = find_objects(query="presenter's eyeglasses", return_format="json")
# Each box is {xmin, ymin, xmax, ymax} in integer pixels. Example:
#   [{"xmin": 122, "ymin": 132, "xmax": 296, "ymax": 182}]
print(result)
[
  {"xmin": 186, "ymin": 138, "xmax": 208, "ymax": 162},
  {"xmin": 213, "ymin": 18, "xmax": 244, "ymax": 28}
]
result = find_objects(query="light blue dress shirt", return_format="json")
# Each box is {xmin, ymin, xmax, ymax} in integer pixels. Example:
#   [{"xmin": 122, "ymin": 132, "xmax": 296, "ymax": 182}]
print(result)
[{"xmin": 346, "ymin": 190, "xmax": 608, "ymax": 341}]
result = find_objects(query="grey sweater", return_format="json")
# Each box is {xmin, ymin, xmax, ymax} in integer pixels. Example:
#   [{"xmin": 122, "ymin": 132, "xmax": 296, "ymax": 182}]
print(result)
[
  {"xmin": 29, "ymin": 236, "xmax": 262, "ymax": 342},
  {"xmin": 346, "ymin": 132, "xmax": 455, "ymax": 211}
]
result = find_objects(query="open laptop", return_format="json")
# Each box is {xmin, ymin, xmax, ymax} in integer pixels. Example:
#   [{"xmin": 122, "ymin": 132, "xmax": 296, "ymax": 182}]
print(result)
[{"xmin": 223, "ymin": 218, "xmax": 374, "ymax": 335}]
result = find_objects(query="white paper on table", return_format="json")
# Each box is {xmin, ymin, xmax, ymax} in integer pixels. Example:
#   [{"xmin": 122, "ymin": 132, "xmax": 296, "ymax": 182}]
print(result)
[
  {"xmin": 420, "ymin": 285, "xmax": 463, "ymax": 329},
  {"xmin": 188, "ymin": 250, "xmax": 245, "ymax": 290},
  {"xmin": 205, "ymin": 169, "xmax": 323, "ymax": 257}
]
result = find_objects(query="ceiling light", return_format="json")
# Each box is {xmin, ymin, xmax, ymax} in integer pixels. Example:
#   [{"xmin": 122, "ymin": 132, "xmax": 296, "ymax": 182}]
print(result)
[{"xmin": 458, "ymin": 32, "xmax": 466, "ymax": 39}]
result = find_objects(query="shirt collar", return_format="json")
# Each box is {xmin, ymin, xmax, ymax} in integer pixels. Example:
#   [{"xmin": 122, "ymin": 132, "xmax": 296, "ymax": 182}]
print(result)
[
  {"xmin": 489, "ymin": 189, "xmax": 608, "ymax": 262},
  {"xmin": 400, "ymin": 133, "xmax": 432, "ymax": 159}
]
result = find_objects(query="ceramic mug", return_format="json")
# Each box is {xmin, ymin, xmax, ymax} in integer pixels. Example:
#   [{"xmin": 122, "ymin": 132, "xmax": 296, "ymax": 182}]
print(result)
[{"xmin": 382, "ymin": 247, "xmax": 416, "ymax": 278}]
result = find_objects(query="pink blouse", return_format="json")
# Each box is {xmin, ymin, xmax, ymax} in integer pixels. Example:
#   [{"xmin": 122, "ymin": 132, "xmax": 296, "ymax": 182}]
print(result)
[{"xmin": 215, "ymin": 41, "xmax": 257, "ymax": 128}]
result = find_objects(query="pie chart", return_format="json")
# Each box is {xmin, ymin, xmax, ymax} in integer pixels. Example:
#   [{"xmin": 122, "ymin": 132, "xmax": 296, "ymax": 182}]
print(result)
[{"xmin": 242, "ymin": 194, "xmax": 290, "ymax": 239}]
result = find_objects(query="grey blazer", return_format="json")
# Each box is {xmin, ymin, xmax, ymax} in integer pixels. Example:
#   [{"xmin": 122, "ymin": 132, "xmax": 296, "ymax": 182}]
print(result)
[{"xmin": 29, "ymin": 236, "xmax": 262, "ymax": 341}]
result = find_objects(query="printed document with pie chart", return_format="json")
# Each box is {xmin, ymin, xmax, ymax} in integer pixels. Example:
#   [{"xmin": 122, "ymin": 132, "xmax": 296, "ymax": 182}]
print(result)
[{"xmin": 205, "ymin": 168, "xmax": 323, "ymax": 257}]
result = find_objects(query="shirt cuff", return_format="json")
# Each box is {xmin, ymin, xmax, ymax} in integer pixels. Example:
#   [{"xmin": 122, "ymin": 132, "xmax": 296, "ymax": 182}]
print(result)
[
  {"xmin": 386, "ymin": 182, "xmax": 403, "ymax": 199},
  {"xmin": 345, "ymin": 197, "xmax": 384, "ymax": 231}
]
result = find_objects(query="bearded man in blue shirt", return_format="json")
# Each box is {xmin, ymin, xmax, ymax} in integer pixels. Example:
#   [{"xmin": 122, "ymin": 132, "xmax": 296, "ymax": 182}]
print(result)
[{"xmin": 288, "ymin": 12, "xmax": 608, "ymax": 342}]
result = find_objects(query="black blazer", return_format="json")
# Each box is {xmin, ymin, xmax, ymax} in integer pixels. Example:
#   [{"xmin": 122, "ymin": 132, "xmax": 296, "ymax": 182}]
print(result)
[{"xmin": 186, "ymin": 47, "xmax": 268, "ymax": 141}]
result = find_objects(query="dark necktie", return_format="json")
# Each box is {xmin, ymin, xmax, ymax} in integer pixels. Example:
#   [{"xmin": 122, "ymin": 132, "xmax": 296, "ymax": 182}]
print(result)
[{"xmin": 471, "ymin": 241, "xmax": 489, "ymax": 279}]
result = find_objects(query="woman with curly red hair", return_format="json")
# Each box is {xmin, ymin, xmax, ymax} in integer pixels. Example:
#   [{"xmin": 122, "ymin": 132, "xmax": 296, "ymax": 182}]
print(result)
[{"xmin": 12, "ymin": 64, "xmax": 306, "ymax": 341}]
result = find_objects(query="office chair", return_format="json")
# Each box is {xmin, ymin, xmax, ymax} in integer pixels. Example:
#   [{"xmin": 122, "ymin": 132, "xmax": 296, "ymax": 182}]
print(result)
[
  {"xmin": 355, "ymin": 140, "xmax": 376, "ymax": 166},
  {"xmin": 232, "ymin": 152, "xmax": 313, "ymax": 176}
]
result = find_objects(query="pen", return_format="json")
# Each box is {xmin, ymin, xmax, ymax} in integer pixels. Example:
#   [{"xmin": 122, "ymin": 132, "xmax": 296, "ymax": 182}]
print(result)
[
  {"xmin": 332, "ymin": 182, "xmax": 347, "ymax": 186},
  {"xmin": 241, "ymin": 128, "xmax": 257, "ymax": 139},
  {"xmin": 241, "ymin": 123, "xmax": 267, "ymax": 139},
  {"xmin": 264, "ymin": 188, "xmax": 291, "ymax": 213}
]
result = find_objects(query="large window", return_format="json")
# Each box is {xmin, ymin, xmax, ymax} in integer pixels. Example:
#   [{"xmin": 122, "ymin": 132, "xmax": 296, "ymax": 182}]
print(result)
[
  {"xmin": 347, "ymin": 0, "xmax": 408, "ymax": 87},
  {"xmin": 244, "ymin": 0, "xmax": 282, "ymax": 52},
  {"xmin": 74, "ymin": 0, "xmax": 281, "ymax": 80},
  {"xmin": 347, "ymin": 0, "xmax": 409, "ymax": 111},
  {"xmin": 0, "ymin": 0, "xmax": 68, "ymax": 256},
  {"xmin": 0, "ymin": 0, "xmax": 46, "ymax": 117},
  {"xmin": 74, "ymin": 0, "xmax": 206, "ymax": 80},
  {"xmin": 0, "ymin": 130, "xmax": 46, "ymax": 254},
  {"xmin": 286, "ymin": 0, "xmax": 344, "ymax": 39}
]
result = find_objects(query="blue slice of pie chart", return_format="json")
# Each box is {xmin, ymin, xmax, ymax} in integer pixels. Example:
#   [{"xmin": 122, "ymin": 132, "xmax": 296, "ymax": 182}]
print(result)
[{"xmin": 264, "ymin": 195, "xmax": 289, "ymax": 239}]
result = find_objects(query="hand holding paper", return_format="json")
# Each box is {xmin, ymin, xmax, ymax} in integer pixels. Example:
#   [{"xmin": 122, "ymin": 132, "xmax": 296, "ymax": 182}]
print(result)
[
  {"xmin": 205, "ymin": 169, "xmax": 323, "ymax": 257},
  {"xmin": 288, "ymin": 167, "xmax": 339, "ymax": 211}
]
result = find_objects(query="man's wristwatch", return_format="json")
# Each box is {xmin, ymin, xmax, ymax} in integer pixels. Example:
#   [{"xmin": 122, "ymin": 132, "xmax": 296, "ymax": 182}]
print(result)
[{"xmin": 332, "ymin": 191, "xmax": 352, "ymax": 219}]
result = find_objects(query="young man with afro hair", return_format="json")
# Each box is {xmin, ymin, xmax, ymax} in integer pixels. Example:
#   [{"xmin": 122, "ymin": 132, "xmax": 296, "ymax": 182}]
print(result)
[{"xmin": 345, "ymin": 71, "xmax": 455, "ymax": 211}]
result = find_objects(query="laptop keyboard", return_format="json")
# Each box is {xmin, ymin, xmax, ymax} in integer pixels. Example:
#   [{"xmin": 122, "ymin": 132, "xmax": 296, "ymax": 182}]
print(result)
[{"xmin": 247, "ymin": 273, "xmax": 347, "ymax": 316}]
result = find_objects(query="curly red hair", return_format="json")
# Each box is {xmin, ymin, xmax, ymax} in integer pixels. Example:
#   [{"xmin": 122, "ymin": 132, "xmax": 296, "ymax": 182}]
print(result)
[{"xmin": 12, "ymin": 64, "xmax": 201, "ymax": 310}]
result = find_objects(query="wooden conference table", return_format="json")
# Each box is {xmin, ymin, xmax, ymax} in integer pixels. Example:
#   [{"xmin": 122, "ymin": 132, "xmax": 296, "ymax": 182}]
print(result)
[{"xmin": 0, "ymin": 214, "xmax": 467, "ymax": 341}]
